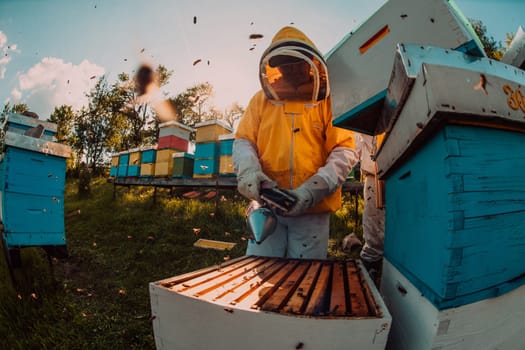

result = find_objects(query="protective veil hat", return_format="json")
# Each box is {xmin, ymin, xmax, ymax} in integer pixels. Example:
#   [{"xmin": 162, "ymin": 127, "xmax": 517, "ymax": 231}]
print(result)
[{"xmin": 259, "ymin": 27, "xmax": 330, "ymax": 102}]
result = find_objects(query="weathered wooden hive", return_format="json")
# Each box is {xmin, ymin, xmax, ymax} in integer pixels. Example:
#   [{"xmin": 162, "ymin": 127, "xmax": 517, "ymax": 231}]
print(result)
[
  {"xmin": 150, "ymin": 256, "xmax": 391, "ymax": 350},
  {"xmin": 0, "ymin": 114, "xmax": 71, "ymax": 264}
]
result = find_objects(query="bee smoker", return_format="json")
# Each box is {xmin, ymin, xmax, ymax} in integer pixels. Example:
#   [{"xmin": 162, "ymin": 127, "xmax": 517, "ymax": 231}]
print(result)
[{"xmin": 246, "ymin": 188, "xmax": 297, "ymax": 244}]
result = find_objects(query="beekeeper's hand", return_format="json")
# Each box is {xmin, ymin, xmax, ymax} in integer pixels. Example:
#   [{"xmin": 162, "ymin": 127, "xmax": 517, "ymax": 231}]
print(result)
[
  {"xmin": 237, "ymin": 169, "xmax": 275, "ymax": 202},
  {"xmin": 233, "ymin": 138, "xmax": 276, "ymax": 201},
  {"xmin": 285, "ymin": 175, "xmax": 330, "ymax": 216}
]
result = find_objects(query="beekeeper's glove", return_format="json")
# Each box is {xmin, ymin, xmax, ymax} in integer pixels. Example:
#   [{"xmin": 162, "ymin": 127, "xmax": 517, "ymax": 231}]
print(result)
[
  {"xmin": 285, "ymin": 175, "xmax": 330, "ymax": 216},
  {"xmin": 237, "ymin": 168, "xmax": 275, "ymax": 202},
  {"xmin": 233, "ymin": 138, "xmax": 276, "ymax": 202}
]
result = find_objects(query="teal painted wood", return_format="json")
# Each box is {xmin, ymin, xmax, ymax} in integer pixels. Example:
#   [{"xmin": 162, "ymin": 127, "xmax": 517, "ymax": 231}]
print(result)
[
  {"xmin": 109, "ymin": 166, "xmax": 118, "ymax": 177},
  {"xmin": 127, "ymin": 165, "xmax": 140, "ymax": 177},
  {"xmin": 219, "ymin": 139, "xmax": 234, "ymax": 155},
  {"xmin": 119, "ymin": 153, "xmax": 130, "ymax": 165},
  {"xmin": 385, "ymin": 124, "xmax": 525, "ymax": 309},
  {"xmin": 117, "ymin": 165, "xmax": 128, "ymax": 177},
  {"xmin": 193, "ymin": 158, "xmax": 219, "ymax": 175},
  {"xmin": 3, "ymin": 148, "xmax": 65, "ymax": 196},
  {"xmin": 0, "ymin": 147, "xmax": 67, "ymax": 248},
  {"xmin": 194, "ymin": 142, "xmax": 219, "ymax": 159},
  {"xmin": 3, "ymin": 192, "xmax": 65, "ymax": 234},
  {"xmin": 141, "ymin": 149, "xmax": 156, "ymax": 163}
]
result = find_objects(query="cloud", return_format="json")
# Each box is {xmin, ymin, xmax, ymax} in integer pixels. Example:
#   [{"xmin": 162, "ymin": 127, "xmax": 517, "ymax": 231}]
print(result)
[
  {"xmin": 0, "ymin": 31, "xmax": 19, "ymax": 79},
  {"xmin": 10, "ymin": 88, "xmax": 21, "ymax": 100},
  {"xmin": 12, "ymin": 57, "xmax": 105, "ymax": 117}
]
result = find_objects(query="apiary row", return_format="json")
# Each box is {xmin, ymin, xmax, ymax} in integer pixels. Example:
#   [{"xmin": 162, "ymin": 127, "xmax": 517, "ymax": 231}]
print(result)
[{"xmin": 109, "ymin": 120, "xmax": 235, "ymax": 179}]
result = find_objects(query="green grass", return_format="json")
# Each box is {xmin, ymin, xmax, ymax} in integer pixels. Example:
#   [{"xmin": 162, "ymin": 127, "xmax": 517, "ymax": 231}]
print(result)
[{"xmin": 0, "ymin": 178, "xmax": 362, "ymax": 349}]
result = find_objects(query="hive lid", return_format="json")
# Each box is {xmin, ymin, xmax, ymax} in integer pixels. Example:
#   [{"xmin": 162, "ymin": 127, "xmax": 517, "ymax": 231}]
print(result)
[
  {"xmin": 6, "ymin": 113, "xmax": 58, "ymax": 133},
  {"xmin": 218, "ymin": 133, "xmax": 235, "ymax": 141},
  {"xmin": 376, "ymin": 57, "xmax": 525, "ymax": 178},
  {"xmin": 326, "ymin": 0, "xmax": 485, "ymax": 135},
  {"xmin": 3, "ymin": 131, "xmax": 71, "ymax": 158},
  {"xmin": 195, "ymin": 119, "xmax": 233, "ymax": 131},
  {"xmin": 159, "ymin": 120, "xmax": 195, "ymax": 132},
  {"xmin": 172, "ymin": 152, "xmax": 194, "ymax": 159}
]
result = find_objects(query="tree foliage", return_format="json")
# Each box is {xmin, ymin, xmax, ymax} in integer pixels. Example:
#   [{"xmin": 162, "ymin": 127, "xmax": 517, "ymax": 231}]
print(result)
[
  {"xmin": 170, "ymin": 82, "xmax": 216, "ymax": 127},
  {"xmin": 74, "ymin": 76, "xmax": 121, "ymax": 172},
  {"xmin": 470, "ymin": 18, "xmax": 504, "ymax": 60},
  {"xmin": 2, "ymin": 102, "xmax": 30, "ymax": 116}
]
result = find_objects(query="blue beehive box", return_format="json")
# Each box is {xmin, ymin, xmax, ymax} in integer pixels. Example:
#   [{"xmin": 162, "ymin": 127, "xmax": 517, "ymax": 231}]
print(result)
[
  {"xmin": 127, "ymin": 165, "xmax": 140, "ymax": 177},
  {"xmin": 372, "ymin": 46, "xmax": 525, "ymax": 309},
  {"xmin": 193, "ymin": 157, "xmax": 220, "ymax": 177},
  {"xmin": 193, "ymin": 142, "xmax": 220, "ymax": 178},
  {"xmin": 141, "ymin": 146, "xmax": 157, "ymax": 164},
  {"xmin": 0, "ymin": 131, "xmax": 71, "ymax": 248},
  {"xmin": 219, "ymin": 133, "xmax": 234, "ymax": 156},
  {"xmin": 194, "ymin": 142, "xmax": 219, "ymax": 158},
  {"xmin": 117, "ymin": 151, "xmax": 129, "ymax": 177},
  {"xmin": 384, "ymin": 125, "xmax": 525, "ymax": 309},
  {"xmin": 119, "ymin": 151, "xmax": 130, "ymax": 165},
  {"xmin": 117, "ymin": 165, "xmax": 128, "ymax": 177}
]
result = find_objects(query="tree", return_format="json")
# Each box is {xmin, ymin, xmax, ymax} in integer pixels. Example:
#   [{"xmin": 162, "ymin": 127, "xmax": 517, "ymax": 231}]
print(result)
[
  {"xmin": 48, "ymin": 105, "xmax": 78, "ymax": 174},
  {"xmin": 2, "ymin": 102, "xmax": 30, "ymax": 116},
  {"xmin": 169, "ymin": 82, "xmax": 215, "ymax": 127},
  {"xmin": 48, "ymin": 105, "xmax": 75, "ymax": 144},
  {"xmin": 222, "ymin": 102, "xmax": 244, "ymax": 129},
  {"xmin": 74, "ymin": 76, "xmax": 120, "ymax": 173},
  {"xmin": 470, "ymin": 18, "xmax": 504, "ymax": 60}
]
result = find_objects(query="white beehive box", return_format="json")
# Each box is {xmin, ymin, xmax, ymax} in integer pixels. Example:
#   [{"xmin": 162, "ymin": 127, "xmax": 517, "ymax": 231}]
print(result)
[
  {"xmin": 381, "ymin": 259, "xmax": 525, "ymax": 350},
  {"xmin": 150, "ymin": 256, "xmax": 391, "ymax": 350},
  {"xmin": 326, "ymin": 0, "xmax": 484, "ymax": 135}
]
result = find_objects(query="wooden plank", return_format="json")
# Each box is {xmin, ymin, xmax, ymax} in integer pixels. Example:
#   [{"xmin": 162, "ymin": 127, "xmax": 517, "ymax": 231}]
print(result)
[
  {"xmin": 167, "ymin": 256, "xmax": 258, "ymax": 290},
  {"xmin": 304, "ymin": 263, "xmax": 332, "ymax": 316},
  {"xmin": 330, "ymin": 261, "xmax": 348, "ymax": 316},
  {"xmin": 259, "ymin": 261, "xmax": 310, "ymax": 312},
  {"xmin": 346, "ymin": 262, "xmax": 369, "ymax": 317},
  {"xmin": 188, "ymin": 258, "xmax": 274, "ymax": 298},
  {"xmin": 283, "ymin": 261, "xmax": 322, "ymax": 314},
  {"xmin": 233, "ymin": 261, "xmax": 299, "ymax": 309},
  {"xmin": 207, "ymin": 259, "xmax": 287, "ymax": 305},
  {"xmin": 193, "ymin": 239, "xmax": 236, "ymax": 251}
]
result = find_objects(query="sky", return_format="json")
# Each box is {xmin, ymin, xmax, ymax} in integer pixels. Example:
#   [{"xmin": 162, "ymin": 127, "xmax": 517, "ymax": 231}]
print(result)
[{"xmin": 0, "ymin": 0, "xmax": 523, "ymax": 119}]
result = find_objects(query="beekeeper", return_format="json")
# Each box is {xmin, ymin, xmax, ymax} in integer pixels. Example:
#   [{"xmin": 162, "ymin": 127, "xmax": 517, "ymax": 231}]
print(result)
[
  {"xmin": 355, "ymin": 133, "xmax": 385, "ymax": 281},
  {"xmin": 233, "ymin": 26, "xmax": 358, "ymax": 259}
]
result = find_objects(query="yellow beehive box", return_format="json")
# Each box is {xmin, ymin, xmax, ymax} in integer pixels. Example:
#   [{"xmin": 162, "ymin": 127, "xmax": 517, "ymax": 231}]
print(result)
[
  {"xmin": 219, "ymin": 155, "xmax": 235, "ymax": 176},
  {"xmin": 110, "ymin": 154, "xmax": 119, "ymax": 166},
  {"xmin": 154, "ymin": 162, "xmax": 174, "ymax": 177},
  {"xmin": 195, "ymin": 120, "xmax": 233, "ymax": 143},
  {"xmin": 129, "ymin": 147, "xmax": 141, "ymax": 165},
  {"xmin": 140, "ymin": 163, "xmax": 155, "ymax": 177},
  {"xmin": 156, "ymin": 149, "xmax": 177, "ymax": 163}
]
